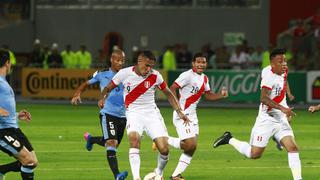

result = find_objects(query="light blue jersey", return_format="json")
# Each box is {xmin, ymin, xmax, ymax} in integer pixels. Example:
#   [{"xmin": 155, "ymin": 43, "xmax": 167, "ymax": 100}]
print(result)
[
  {"xmin": 0, "ymin": 76, "xmax": 17, "ymax": 129},
  {"xmin": 88, "ymin": 69, "xmax": 125, "ymax": 118}
]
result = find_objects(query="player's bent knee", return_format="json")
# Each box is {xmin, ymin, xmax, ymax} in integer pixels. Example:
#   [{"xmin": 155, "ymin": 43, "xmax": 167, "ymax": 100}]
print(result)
[
  {"xmin": 106, "ymin": 139, "xmax": 118, "ymax": 147},
  {"xmin": 287, "ymin": 145, "xmax": 299, "ymax": 152},
  {"xmin": 158, "ymin": 147, "xmax": 169, "ymax": 155},
  {"xmin": 250, "ymin": 153, "xmax": 262, "ymax": 159}
]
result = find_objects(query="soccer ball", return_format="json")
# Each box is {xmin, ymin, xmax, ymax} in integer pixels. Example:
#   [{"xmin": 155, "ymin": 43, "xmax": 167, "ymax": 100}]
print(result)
[{"xmin": 143, "ymin": 172, "xmax": 163, "ymax": 180}]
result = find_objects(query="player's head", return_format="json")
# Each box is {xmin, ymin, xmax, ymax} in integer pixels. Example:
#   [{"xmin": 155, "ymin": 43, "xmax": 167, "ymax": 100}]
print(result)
[
  {"xmin": 136, "ymin": 50, "xmax": 156, "ymax": 76},
  {"xmin": 269, "ymin": 48, "xmax": 287, "ymax": 75},
  {"xmin": 192, "ymin": 52, "xmax": 207, "ymax": 74},
  {"xmin": 0, "ymin": 49, "xmax": 11, "ymax": 74},
  {"xmin": 110, "ymin": 49, "xmax": 125, "ymax": 72}
]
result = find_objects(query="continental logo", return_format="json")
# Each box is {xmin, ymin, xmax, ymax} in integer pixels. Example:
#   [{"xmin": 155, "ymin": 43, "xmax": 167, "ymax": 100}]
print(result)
[{"xmin": 26, "ymin": 72, "xmax": 99, "ymax": 94}]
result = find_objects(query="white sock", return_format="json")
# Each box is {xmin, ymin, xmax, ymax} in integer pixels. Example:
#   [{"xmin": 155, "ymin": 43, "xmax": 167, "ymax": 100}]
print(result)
[
  {"xmin": 168, "ymin": 136, "xmax": 181, "ymax": 149},
  {"xmin": 229, "ymin": 138, "xmax": 252, "ymax": 158},
  {"xmin": 172, "ymin": 153, "xmax": 192, "ymax": 177},
  {"xmin": 288, "ymin": 152, "xmax": 302, "ymax": 180},
  {"xmin": 155, "ymin": 153, "xmax": 169, "ymax": 176},
  {"xmin": 129, "ymin": 148, "xmax": 141, "ymax": 179}
]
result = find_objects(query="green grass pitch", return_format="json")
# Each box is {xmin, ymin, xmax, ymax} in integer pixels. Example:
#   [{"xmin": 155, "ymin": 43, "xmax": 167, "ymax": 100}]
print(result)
[{"xmin": 1, "ymin": 104, "xmax": 319, "ymax": 179}]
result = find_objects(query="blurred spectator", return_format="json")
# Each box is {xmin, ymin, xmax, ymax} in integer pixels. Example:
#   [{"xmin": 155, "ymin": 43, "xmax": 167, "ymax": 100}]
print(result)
[
  {"xmin": 248, "ymin": 46, "xmax": 263, "ymax": 69},
  {"xmin": 30, "ymin": 39, "xmax": 44, "ymax": 67},
  {"xmin": 176, "ymin": 43, "xmax": 192, "ymax": 69},
  {"xmin": 201, "ymin": 43, "xmax": 214, "ymax": 60},
  {"xmin": 1, "ymin": 45, "xmax": 16, "ymax": 67},
  {"xmin": 131, "ymin": 46, "xmax": 140, "ymax": 65},
  {"xmin": 312, "ymin": 8, "xmax": 320, "ymax": 29},
  {"xmin": 48, "ymin": 43, "xmax": 63, "ymax": 68},
  {"xmin": 162, "ymin": 46, "xmax": 176, "ymax": 71},
  {"xmin": 261, "ymin": 44, "xmax": 274, "ymax": 68},
  {"xmin": 93, "ymin": 49, "xmax": 107, "ymax": 69},
  {"xmin": 310, "ymin": 41, "xmax": 320, "ymax": 70},
  {"xmin": 229, "ymin": 45, "xmax": 249, "ymax": 70},
  {"xmin": 76, "ymin": 45, "xmax": 92, "ymax": 69},
  {"xmin": 61, "ymin": 44, "xmax": 77, "ymax": 69},
  {"xmin": 209, "ymin": 46, "xmax": 230, "ymax": 69},
  {"xmin": 42, "ymin": 44, "xmax": 50, "ymax": 69},
  {"xmin": 293, "ymin": 19, "xmax": 308, "ymax": 37}
]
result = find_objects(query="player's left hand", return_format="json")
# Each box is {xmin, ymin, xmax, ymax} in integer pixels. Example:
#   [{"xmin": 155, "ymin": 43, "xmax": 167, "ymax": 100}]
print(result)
[
  {"xmin": 220, "ymin": 87, "xmax": 228, "ymax": 98},
  {"xmin": 308, "ymin": 105, "xmax": 319, "ymax": 113},
  {"xmin": 98, "ymin": 99, "xmax": 105, "ymax": 109},
  {"xmin": 71, "ymin": 95, "xmax": 82, "ymax": 105},
  {"xmin": 18, "ymin": 109, "xmax": 31, "ymax": 122},
  {"xmin": 287, "ymin": 94, "xmax": 295, "ymax": 101},
  {"xmin": 177, "ymin": 111, "xmax": 191, "ymax": 126}
]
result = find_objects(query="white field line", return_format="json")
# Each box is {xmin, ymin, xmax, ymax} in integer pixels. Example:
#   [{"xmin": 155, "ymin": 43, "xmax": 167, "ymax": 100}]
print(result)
[{"xmin": 36, "ymin": 165, "xmax": 320, "ymax": 171}]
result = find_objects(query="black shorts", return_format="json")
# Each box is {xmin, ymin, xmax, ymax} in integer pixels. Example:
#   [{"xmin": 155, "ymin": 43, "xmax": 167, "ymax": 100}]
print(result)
[
  {"xmin": 0, "ymin": 128, "xmax": 34, "ymax": 156},
  {"xmin": 99, "ymin": 113, "xmax": 126, "ymax": 145}
]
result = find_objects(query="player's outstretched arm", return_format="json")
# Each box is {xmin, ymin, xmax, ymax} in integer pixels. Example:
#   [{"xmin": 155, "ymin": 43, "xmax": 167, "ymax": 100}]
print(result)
[
  {"xmin": 17, "ymin": 109, "xmax": 31, "ymax": 122},
  {"xmin": 98, "ymin": 82, "xmax": 117, "ymax": 109},
  {"xmin": 169, "ymin": 82, "xmax": 180, "ymax": 100},
  {"xmin": 308, "ymin": 104, "xmax": 320, "ymax": 113},
  {"xmin": 204, "ymin": 87, "xmax": 228, "ymax": 101},
  {"xmin": 0, "ymin": 108, "xmax": 9, "ymax": 116},
  {"xmin": 71, "ymin": 81, "xmax": 90, "ymax": 105},
  {"xmin": 286, "ymin": 81, "xmax": 295, "ymax": 101},
  {"xmin": 162, "ymin": 86, "xmax": 190, "ymax": 125},
  {"xmin": 260, "ymin": 87, "xmax": 296, "ymax": 118}
]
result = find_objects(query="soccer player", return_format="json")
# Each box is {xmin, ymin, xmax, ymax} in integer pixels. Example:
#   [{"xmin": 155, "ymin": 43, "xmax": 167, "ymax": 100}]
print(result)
[
  {"xmin": 163, "ymin": 53, "xmax": 228, "ymax": 180},
  {"xmin": 98, "ymin": 50, "xmax": 190, "ymax": 180},
  {"xmin": 213, "ymin": 48, "xmax": 302, "ymax": 180},
  {"xmin": 71, "ymin": 49, "xmax": 128, "ymax": 180},
  {"xmin": 0, "ymin": 49, "xmax": 38, "ymax": 180},
  {"xmin": 308, "ymin": 104, "xmax": 320, "ymax": 113}
]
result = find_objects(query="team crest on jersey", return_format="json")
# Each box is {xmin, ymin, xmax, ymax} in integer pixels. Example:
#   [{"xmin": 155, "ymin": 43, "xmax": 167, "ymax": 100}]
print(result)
[{"xmin": 144, "ymin": 81, "xmax": 151, "ymax": 88}]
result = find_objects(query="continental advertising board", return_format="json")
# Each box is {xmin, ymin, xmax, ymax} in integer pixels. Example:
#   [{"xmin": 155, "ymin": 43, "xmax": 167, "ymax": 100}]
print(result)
[{"xmin": 22, "ymin": 68, "xmax": 100, "ymax": 98}]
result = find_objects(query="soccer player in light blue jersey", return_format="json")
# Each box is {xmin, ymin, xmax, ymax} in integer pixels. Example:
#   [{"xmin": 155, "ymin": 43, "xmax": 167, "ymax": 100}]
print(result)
[
  {"xmin": 71, "ymin": 49, "xmax": 128, "ymax": 180},
  {"xmin": 0, "ymin": 49, "xmax": 38, "ymax": 180}
]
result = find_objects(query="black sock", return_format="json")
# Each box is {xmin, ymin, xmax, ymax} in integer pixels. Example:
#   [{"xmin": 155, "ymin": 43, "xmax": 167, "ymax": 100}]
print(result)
[
  {"xmin": 90, "ymin": 136, "xmax": 105, "ymax": 147},
  {"xmin": 0, "ymin": 161, "xmax": 21, "ymax": 174},
  {"xmin": 106, "ymin": 147, "xmax": 119, "ymax": 178},
  {"xmin": 20, "ymin": 166, "xmax": 34, "ymax": 180}
]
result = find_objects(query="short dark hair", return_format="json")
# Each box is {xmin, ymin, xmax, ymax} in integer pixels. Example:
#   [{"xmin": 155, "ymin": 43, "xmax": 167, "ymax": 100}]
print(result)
[
  {"xmin": 0, "ymin": 49, "xmax": 10, "ymax": 67},
  {"xmin": 269, "ymin": 48, "xmax": 286, "ymax": 60},
  {"xmin": 192, "ymin": 52, "xmax": 206, "ymax": 62},
  {"xmin": 139, "ymin": 50, "xmax": 156, "ymax": 61}
]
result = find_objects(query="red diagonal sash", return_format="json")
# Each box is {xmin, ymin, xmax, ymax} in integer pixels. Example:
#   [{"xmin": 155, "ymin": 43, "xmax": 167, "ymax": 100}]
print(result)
[
  {"xmin": 184, "ymin": 76, "xmax": 207, "ymax": 110},
  {"xmin": 125, "ymin": 74, "xmax": 157, "ymax": 108}
]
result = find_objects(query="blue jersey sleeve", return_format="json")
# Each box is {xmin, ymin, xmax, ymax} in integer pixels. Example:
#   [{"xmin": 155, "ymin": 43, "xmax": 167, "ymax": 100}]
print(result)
[{"xmin": 88, "ymin": 71, "xmax": 100, "ymax": 85}]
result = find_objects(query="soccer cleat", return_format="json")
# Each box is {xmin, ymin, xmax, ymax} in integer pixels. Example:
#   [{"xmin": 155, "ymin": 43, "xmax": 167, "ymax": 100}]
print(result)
[
  {"xmin": 170, "ymin": 174, "xmax": 185, "ymax": 180},
  {"xmin": 213, "ymin": 131, "xmax": 232, "ymax": 148},
  {"xmin": 116, "ymin": 171, "xmax": 128, "ymax": 180},
  {"xmin": 272, "ymin": 136, "xmax": 283, "ymax": 151},
  {"xmin": 152, "ymin": 142, "xmax": 158, "ymax": 151},
  {"xmin": 84, "ymin": 132, "xmax": 93, "ymax": 151}
]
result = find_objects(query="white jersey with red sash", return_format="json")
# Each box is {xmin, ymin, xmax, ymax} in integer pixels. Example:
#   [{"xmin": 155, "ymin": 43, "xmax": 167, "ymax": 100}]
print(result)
[
  {"xmin": 112, "ymin": 66, "xmax": 167, "ymax": 112},
  {"xmin": 258, "ymin": 65, "xmax": 288, "ymax": 121},
  {"xmin": 174, "ymin": 69, "xmax": 210, "ymax": 115}
]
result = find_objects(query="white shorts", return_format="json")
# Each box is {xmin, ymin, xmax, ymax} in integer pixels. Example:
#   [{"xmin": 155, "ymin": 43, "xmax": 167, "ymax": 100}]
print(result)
[
  {"xmin": 126, "ymin": 108, "xmax": 168, "ymax": 140},
  {"xmin": 250, "ymin": 113, "xmax": 294, "ymax": 147},
  {"xmin": 173, "ymin": 111, "xmax": 199, "ymax": 140}
]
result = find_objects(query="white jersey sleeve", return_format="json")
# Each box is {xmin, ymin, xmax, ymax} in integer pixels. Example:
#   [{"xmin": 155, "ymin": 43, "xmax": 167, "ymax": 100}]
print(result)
[
  {"xmin": 204, "ymin": 75, "xmax": 210, "ymax": 92},
  {"xmin": 174, "ymin": 71, "xmax": 190, "ymax": 88},
  {"xmin": 260, "ymin": 71, "xmax": 274, "ymax": 90},
  {"xmin": 112, "ymin": 69, "xmax": 126, "ymax": 86},
  {"xmin": 154, "ymin": 70, "xmax": 167, "ymax": 90}
]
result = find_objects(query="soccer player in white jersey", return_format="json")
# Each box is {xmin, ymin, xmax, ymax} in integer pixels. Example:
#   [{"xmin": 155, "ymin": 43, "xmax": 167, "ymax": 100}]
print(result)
[
  {"xmin": 213, "ymin": 49, "xmax": 302, "ymax": 180},
  {"xmin": 162, "ymin": 53, "xmax": 228, "ymax": 180},
  {"xmin": 308, "ymin": 104, "xmax": 320, "ymax": 113},
  {"xmin": 98, "ymin": 50, "xmax": 190, "ymax": 180}
]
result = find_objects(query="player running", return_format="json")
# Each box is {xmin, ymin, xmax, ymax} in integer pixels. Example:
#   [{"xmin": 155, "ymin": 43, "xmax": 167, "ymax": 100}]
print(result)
[
  {"xmin": 98, "ymin": 50, "xmax": 190, "ymax": 180},
  {"xmin": 0, "ymin": 49, "xmax": 38, "ymax": 180},
  {"xmin": 71, "ymin": 49, "xmax": 128, "ymax": 180},
  {"xmin": 213, "ymin": 49, "xmax": 302, "ymax": 180},
  {"xmin": 160, "ymin": 53, "xmax": 228, "ymax": 180}
]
